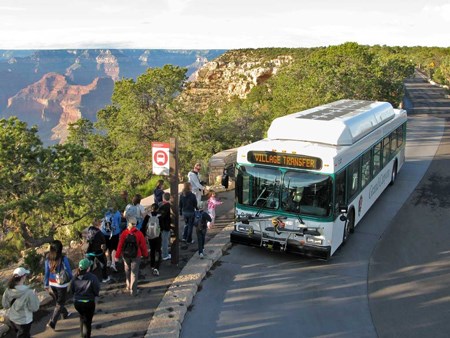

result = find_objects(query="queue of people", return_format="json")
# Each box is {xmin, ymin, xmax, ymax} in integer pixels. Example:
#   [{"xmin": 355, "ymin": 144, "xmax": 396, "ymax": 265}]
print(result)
[{"xmin": 2, "ymin": 162, "xmax": 225, "ymax": 337}]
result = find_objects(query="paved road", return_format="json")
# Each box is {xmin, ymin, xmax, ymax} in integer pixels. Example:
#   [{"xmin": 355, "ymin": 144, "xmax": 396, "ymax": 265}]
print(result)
[
  {"xmin": 368, "ymin": 75, "xmax": 450, "ymax": 338},
  {"xmin": 180, "ymin": 75, "xmax": 450, "ymax": 338}
]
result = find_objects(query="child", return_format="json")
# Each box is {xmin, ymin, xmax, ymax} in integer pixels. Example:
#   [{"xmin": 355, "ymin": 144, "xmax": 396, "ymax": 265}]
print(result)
[
  {"xmin": 196, "ymin": 207, "xmax": 212, "ymax": 259},
  {"xmin": 207, "ymin": 190, "xmax": 223, "ymax": 228}
]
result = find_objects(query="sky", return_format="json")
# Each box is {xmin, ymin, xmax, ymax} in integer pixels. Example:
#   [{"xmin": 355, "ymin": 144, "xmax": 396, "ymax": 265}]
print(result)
[{"xmin": 0, "ymin": 0, "xmax": 449, "ymax": 50}]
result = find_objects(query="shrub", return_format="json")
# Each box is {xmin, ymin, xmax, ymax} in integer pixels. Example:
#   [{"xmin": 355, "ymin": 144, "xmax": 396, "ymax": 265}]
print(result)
[
  {"xmin": 0, "ymin": 231, "xmax": 28, "ymax": 271},
  {"xmin": 136, "ymin": 176, "xmax": 168, "ymax": 198},
  {"xmin": 23, "ymin": 248, "xmax": 43, "ymax": 276}
]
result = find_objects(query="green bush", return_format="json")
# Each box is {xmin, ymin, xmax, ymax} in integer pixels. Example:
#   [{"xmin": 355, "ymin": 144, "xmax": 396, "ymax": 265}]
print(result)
[
  {"xmin": 136, "ymin": 176, "xmax": 168, "ymax": 198},
  {"xmin": 0, "ymin": 235, "xmax": 23, "ymax": 269},
  {"xmin": 23, "ymin": 248, "xmax": 43, "ymax": 277}
]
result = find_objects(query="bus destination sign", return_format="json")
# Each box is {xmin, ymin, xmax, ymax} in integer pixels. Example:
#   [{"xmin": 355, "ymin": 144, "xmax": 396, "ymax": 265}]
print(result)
[{"xmin": 247, "ymin": 151, "xmax": 322, "ymax": 170}]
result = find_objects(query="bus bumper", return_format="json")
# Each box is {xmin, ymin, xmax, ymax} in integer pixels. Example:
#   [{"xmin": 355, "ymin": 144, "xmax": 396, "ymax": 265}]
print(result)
[{"xmin": 230, "ymin": 230, "xmax": 331, "ymax": 259}]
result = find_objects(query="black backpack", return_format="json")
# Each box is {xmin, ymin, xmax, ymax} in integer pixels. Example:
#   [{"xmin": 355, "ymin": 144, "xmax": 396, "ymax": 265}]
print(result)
[{"xmin": 122, "ymin": 233, "xmax": 138, "ymax": 259}]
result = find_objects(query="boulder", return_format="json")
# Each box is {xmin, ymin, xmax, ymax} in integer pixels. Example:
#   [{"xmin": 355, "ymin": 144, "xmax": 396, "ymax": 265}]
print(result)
[
  {"xmin": 0, "ymin": 323, "xmax": 10, "ymax": 337},
  {"xmin": 37, "ymin": 290, "xmax": 54, "ymax": 307}
]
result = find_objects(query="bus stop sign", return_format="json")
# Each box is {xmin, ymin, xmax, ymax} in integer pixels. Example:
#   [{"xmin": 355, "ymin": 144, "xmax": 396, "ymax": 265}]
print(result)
[{"xmin": 152, "ymin": 142, "xmax": 170, "ymax": 175}]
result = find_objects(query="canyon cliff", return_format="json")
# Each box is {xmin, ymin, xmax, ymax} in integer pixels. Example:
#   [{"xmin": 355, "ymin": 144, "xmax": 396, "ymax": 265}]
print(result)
[
  {"xmin": 0, "ymin": 49, "xmax": 224, "ymax": 145},
  {"xmin": 182, "ymin": 50, "xmax": 294, "ymax": 112}
]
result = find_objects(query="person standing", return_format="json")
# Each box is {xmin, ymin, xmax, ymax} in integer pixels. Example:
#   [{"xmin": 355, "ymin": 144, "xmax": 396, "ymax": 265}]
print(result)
[
  {"xmin": 71, "ymin": 258, "xmax": 100, "ymax": 338},
  {"xmin": 196, "ymin": 208, "xmax": 212, "ymax": 259},
  {"xmin": 142, "ymin": 203, "xmax": 162, "ymax": 276},
  {"xmin": 221, "ymin": 168, "xmax": 229, "ymax": 190},
  {"xmin": 115, "ymin": 217, "xmax": 148, "ymax": 296},
  {"xmin": 2, "ymin": 267, "xmax": 40, "ymax": 338},
  {"xmin": 100, "ymin": 208, "xmax": 122, "ymax": 273},
  {"xmin": 44, "ymin": 240, "xmax": 73, "ymax": 331},
  {"xmin": 117, "ymin": 190, "xmax": 129, "ymax": 232},
  {"xmin": 179, "ymin": 182, "xmax": 198, "ymax": 244},
  {"xmin": 207, "ymin": 190, "xmax": 223, "ymax": 228},
  {"xmin": 188, "ymin": 162, "xmax": 205, "ymax": 204},
  {"xmin": 124, "ymin": 194, "xmax": 145, "ymax": 231},
  {"xmin": 85, "ymin": 220, "xmax": 110, "ymax": 283},
  {"xmin": 153, "ymin": 179, "xmax": 165, "ymax": 206},
  {"xmin": 159, "ymin": 192, "xmax": 172, "ymax": 260}
]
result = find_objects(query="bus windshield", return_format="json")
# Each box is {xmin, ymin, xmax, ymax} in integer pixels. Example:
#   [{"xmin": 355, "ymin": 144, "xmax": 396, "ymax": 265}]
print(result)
[{"xmin": 237, "ymin": 166, "xmax": 332, "ymax": 217}]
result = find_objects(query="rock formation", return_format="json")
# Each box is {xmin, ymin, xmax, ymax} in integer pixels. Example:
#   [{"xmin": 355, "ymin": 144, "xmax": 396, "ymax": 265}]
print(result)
[
  {"xmin": 181, "ymin": 51, "xmax": 293, "ymax": 112},
  {"xmin": 6, "ymin": 73, "xmax": 113, "ymax": 144}
]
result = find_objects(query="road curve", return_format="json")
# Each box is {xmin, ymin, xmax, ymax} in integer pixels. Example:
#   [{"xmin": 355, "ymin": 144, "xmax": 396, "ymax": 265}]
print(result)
[
  {"xmin": 368, "ymin": 76, "xmax": 450, "ymax": 338},
  {"xmin": 180, "ymin": 74, "xmax": 450, "ymax": 338}
]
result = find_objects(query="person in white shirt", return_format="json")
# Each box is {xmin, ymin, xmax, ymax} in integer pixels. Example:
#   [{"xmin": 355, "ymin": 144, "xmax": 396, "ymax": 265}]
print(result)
[
  {"xmin": 188, "ymin": 162, "xmax": 205, "ymax": 204},
  {"xmin": 2, "ymin": 267, "xmax": 40, "ymax": 338}
]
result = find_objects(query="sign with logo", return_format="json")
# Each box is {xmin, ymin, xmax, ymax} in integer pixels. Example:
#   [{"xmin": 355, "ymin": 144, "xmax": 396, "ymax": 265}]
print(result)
[
  {"xmin": 152, "ymin": 142, "xmax": 170, "ymax": 175},
  {"xmin": 247, "ymin": 151, "xmax": 322, "ymax": 170}
]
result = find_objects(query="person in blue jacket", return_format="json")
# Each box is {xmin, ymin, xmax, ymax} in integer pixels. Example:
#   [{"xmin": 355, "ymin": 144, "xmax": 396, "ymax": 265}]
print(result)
[
  {"xmin": 44, "ymin": 240, "xmax": 73, "ymax": 331},
  {"xmin": 72, "ymin": 258, "xmax": 100, "ymax": 338},
  {"xmin": 100, "ymin": 207, "xmax": 122, "ymax": 272}
]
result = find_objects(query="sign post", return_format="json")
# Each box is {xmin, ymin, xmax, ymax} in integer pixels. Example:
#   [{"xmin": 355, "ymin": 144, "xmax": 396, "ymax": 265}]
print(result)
[{"xmin": 169, "ymin": 138, "xmax": 179, "ymax": 265}]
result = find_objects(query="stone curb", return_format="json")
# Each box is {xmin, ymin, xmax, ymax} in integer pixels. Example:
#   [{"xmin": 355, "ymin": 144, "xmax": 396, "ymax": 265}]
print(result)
[{"xmin": 144, "ymin": 224, "xmax": 234, "ymax": 338}]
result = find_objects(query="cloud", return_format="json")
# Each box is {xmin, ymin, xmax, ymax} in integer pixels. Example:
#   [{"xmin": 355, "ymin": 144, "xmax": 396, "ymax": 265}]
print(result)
[
  {"xmin": 1, "ymin": 0, "xmax": 449, "ymax": 49},
  {"xmin": 423, "ymin": 3, "xmax": 450, "ymax": 21},
  {"xmin": 0, "ymin": 6, "xmax": 25, "ymax": 11}
]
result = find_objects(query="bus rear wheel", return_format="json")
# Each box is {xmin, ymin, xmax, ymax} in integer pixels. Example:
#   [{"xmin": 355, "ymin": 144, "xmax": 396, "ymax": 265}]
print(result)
[
  {"xmin": 390, "ymin": 161, "xmax": 398, "ymax": 186},
  {"xmin": 343, "ymin": 209, "xmax": 355, "ymax": 243}
]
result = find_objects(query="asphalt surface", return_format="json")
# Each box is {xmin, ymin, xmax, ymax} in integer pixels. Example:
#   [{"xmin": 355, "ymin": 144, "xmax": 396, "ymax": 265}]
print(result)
[
  {"xmin": 368, "ymin": 75, "xmax": 450, "ymax": 337},
  {"xmin": 179, "ymin": 73, "xmax": 450, "ymax": 338}
]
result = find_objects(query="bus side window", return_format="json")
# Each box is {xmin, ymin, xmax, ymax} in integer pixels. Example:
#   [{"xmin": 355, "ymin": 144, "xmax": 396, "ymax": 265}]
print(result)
[
  {"xmin": 382, "ymin": 136, "xmax": 390, "ymax": 167},
  {"xmin": 373, "ymin": 141, "xmax": 382, "ymax": 177},
  {"xmin": 347, "ymin": 158, "xmax": 360, "ymax": 201},
  {"xmin": 361, "ymin": 150, "xmax": 371, "ymax": 188},
  {"xmin": 335, "ymin": 170, "xmax": 346, "ymax": 216}
]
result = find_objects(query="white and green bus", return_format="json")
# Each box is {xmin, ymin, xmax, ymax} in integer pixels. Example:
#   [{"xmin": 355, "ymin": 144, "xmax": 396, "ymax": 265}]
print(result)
[{"xmin": 230, "ymin": 99, "xmax": 407, "ymax": 259}]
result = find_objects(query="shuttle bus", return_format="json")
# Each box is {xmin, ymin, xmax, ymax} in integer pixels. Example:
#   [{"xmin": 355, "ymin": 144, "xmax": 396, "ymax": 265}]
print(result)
[{"xmin": 230, "ymin": 100, "xmax": 407, "ymax": 258}]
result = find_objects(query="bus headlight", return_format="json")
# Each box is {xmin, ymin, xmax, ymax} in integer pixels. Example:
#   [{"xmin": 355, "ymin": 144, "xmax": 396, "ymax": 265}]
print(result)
[
  {"xmin": 305, "ymin": 236, "xmax": 323, "ymax": 245},
  {"xmin": 237, "ymin": 223, "xmax": 254, "ymax": 235}
]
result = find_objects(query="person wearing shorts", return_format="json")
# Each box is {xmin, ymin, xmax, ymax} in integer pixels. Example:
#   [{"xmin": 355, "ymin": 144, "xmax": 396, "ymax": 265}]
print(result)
[{"xmin": 101, "ymin": 209, "xmax": 122, "ymax": 272}]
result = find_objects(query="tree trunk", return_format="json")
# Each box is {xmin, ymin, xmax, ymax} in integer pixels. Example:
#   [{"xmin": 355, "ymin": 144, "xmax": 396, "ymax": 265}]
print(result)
[{"xmin": 20, "ymin": 222, "xmax": 54, "ymax": 247}]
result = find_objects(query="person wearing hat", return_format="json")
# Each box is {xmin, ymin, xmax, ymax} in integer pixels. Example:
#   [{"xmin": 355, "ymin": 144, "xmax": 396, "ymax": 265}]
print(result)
[
  {"xmin": 2, "ymin": 267, "xmax": 40, "ymax": 338},
  {"xmin": 71, "ymin": 258, "xmax": 101, "ymax": 338}
]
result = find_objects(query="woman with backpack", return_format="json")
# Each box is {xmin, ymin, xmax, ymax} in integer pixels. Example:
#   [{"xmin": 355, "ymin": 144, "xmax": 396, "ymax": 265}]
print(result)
[
  {"xmin": 2, "ymin": 267, "xmax": 40, "ymax": 338},
  {"xmin": 44, "ymin": 240, "xmax": 73, "ymax": 331},
  {"xmin": 100, "ymin": 207, "xmax": 122, "ymax": 273},
  {"xmin": 71, "ymin": 258, "xmax": 100, "ymax": 338},
  {"xmin": 142, "ymin": 203, "xmax": 162, "ymax": 276},
  {"xmin": 115, "ymin": 217, "xmax": 148, "ymax": 296}
]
